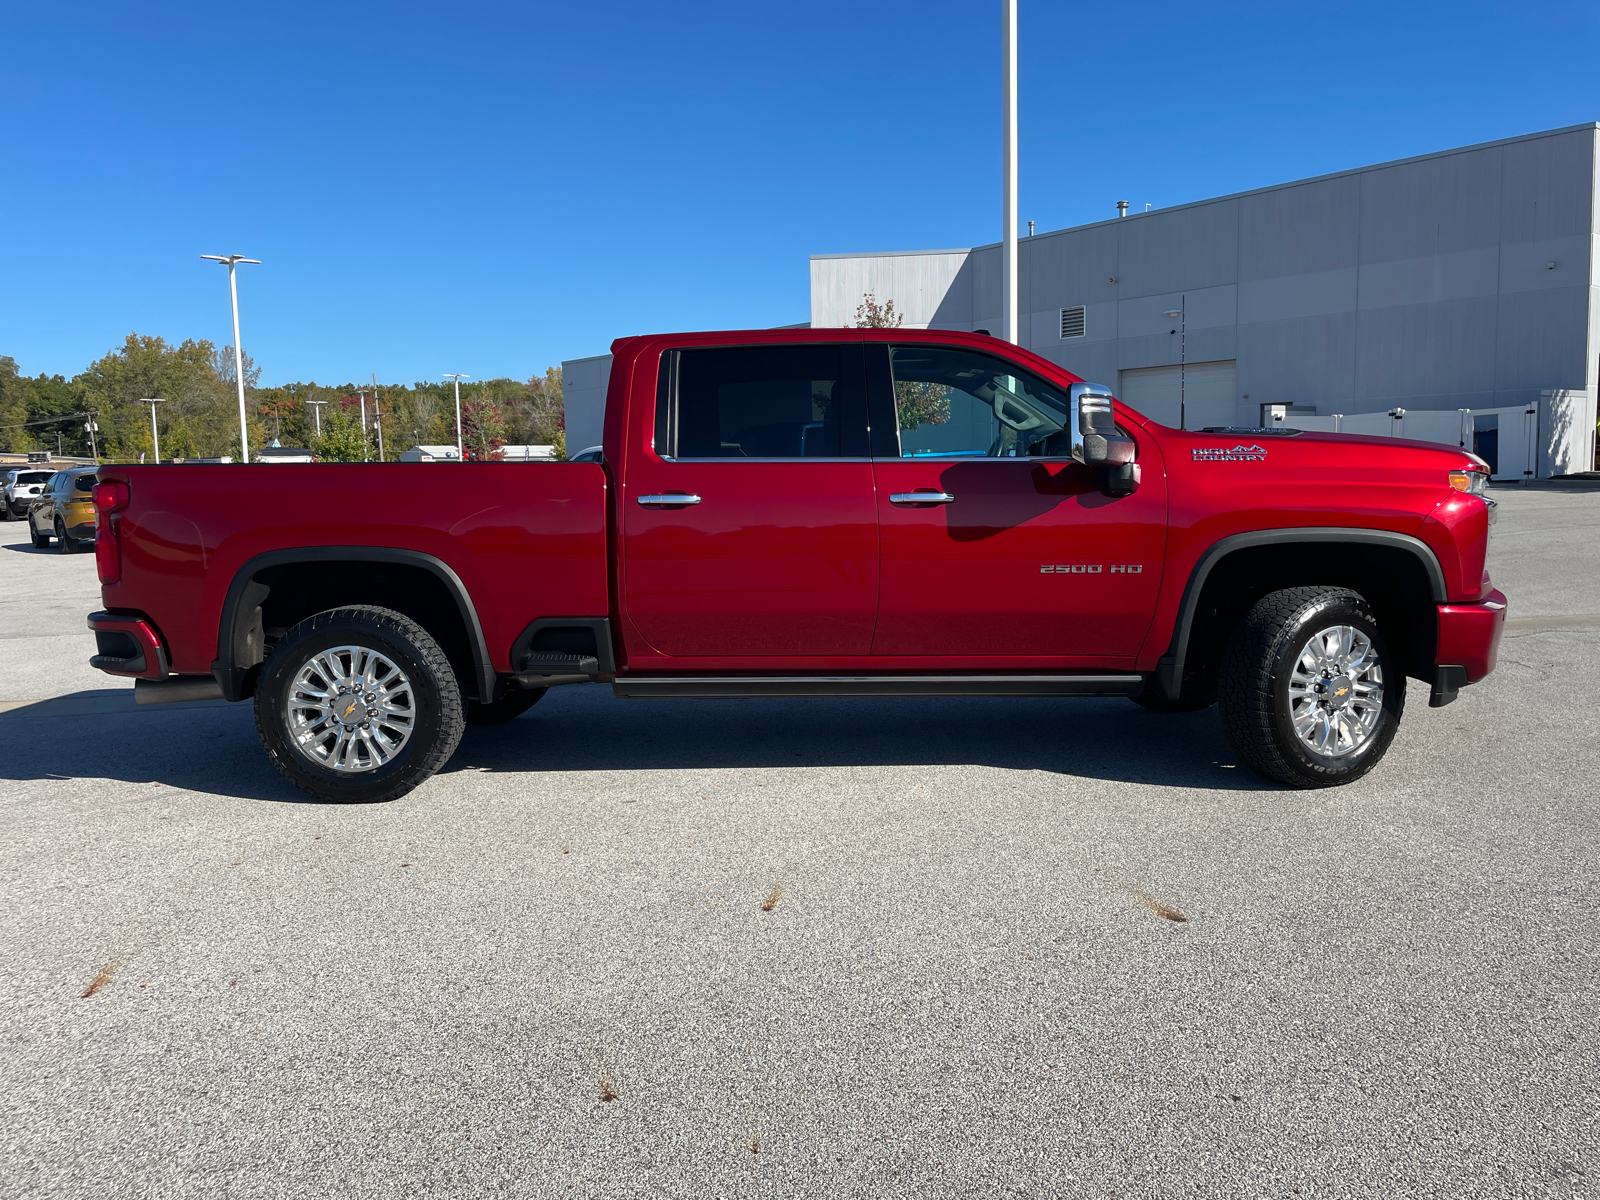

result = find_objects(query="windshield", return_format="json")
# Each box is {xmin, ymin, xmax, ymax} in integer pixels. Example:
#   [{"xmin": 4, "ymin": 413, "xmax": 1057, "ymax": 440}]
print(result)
[{"xmin": 16, "ymin": 472, "xmax": 51, "ymax": 485}]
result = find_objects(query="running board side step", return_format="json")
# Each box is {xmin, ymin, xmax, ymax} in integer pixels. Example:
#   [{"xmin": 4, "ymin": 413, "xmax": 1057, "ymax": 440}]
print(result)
[{"xmin": 612, "ymin": 675, "xmax": 1144, "ymax": 699}]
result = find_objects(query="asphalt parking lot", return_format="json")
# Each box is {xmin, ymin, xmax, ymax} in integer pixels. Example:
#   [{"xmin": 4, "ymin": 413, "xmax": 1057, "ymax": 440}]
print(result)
[{"xmin": 2, "ymin": 486, "xmax": 1597, "ymax": 1199}]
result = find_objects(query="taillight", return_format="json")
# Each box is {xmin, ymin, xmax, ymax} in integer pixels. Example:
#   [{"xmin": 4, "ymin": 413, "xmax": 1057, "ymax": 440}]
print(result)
[{"xmin": 92, "ymin": 481, "xmax": 130, "ymax": 585}]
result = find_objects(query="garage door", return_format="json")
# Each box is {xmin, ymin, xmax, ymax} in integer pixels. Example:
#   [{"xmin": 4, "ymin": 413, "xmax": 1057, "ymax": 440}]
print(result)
[{"xmin": 1117, "ymin": 360, "xmax": 1237, "ymax": 429}]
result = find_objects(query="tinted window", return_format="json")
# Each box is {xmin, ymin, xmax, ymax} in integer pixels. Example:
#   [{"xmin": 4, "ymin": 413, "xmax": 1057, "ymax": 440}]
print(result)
[
  {"xmin": 667, "ymin": 345, "xmax": 862, "ymax": 459},
  {"xmin": 72, "ymin": 473, "xmax": 98, "ymax": 493},
  {"xmin": 889, "ymin": 345, "xmax": 1073, "ymax": 458},
  {"xmin": 18, "ymin": 472, "xmax": 50, "ymax": 484}
]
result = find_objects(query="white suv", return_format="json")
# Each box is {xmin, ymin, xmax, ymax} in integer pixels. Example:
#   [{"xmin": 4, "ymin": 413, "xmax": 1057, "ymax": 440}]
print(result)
[{"xmin": 3, "ymin": 469, "xmax": 54, "ymax": 520}]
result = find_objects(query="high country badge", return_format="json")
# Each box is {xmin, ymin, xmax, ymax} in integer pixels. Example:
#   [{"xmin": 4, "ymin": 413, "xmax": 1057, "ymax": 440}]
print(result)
[{"xmin": 1193, "ymin": 443, "xmax": 1268, "ymax": 462}]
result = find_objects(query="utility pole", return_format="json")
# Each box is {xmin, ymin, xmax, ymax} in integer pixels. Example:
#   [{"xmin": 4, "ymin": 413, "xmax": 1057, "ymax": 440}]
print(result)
[
  {"xmin": 1165, "ymin": 300, "xmax": 1188, "ymax": 429},
  {"xmin": 306, "ymin": 399, "xmax": 328, "ymax": 437},
  {"xmin": 84, "ymin": 414, "xmax": 100, "ymax": 462},
  {"xmin": 201, "ymin": 253, "xmax": 261, "ymax": 462},
  {"xmin": 1001, "ymin": 0, "xmax": 1018, "ymax": 344},
  {"xmin": 371, "ymin": 372, "xmax": 385, "ymax": 461},
  {"xmin": 443, "ymin": 373, "xmax": 470, "ymax": 461},
  {"xmin": 141, "ymin": 398, "xmax": 166, "ymax": 463}
]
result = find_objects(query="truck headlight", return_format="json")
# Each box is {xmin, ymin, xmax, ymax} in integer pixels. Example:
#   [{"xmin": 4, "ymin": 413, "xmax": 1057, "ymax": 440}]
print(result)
[{"xmin": 1449, "ymin": 469, "xmax": 1488, "ymax": 497}]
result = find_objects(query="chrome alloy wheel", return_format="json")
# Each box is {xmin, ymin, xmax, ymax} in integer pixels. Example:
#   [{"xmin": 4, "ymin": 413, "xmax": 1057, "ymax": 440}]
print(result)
[
  {"xmin": 1287, "ymin": 624, "xmax": 1384, "ymax": 758},
  {"xmin": 285, "ymin": 644, "xmax": 416, "ymax": 772}
]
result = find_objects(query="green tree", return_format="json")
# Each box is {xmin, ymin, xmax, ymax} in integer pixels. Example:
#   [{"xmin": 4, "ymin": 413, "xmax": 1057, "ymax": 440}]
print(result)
[
  {"xmin": 311, "ymin": 406, "xmax": 370, "ymax": 462},
  {"xmin": 461, "ymin": 393, "xmax": 506, "ymax": 460}
]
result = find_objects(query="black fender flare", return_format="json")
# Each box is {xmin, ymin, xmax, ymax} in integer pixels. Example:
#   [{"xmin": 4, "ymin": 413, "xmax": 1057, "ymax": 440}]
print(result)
[
  {"xmin": 211, "ymin": 547, "xmax": 495, "ymax": 703},
  {"xmin": 1154, "ymin": 528, "xmax": 1447, "ymax": 701}
]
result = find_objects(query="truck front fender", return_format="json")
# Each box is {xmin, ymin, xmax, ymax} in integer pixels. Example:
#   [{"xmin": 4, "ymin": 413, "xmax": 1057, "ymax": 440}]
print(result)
[{"xmin": 1153, "ymin": 528, "xmax": 1447, "ymax": 702}]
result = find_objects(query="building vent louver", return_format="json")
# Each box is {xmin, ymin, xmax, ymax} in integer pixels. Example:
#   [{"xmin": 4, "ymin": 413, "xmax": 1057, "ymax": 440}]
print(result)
[{"xmin": 1060, "ymin": 306, "xmax": 1086, "ymax": 339}]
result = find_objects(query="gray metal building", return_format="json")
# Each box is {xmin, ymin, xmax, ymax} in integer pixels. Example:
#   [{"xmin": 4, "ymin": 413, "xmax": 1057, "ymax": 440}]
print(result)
[{"xmin": 809, "ymin": 123, "xmax": 1600, "ymax": 477}]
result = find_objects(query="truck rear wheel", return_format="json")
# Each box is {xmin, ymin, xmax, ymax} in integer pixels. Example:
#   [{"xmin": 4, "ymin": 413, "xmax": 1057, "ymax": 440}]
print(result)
[
  {"xmin": 254, "ymin": 605, "xmax": 465, "ymax": 804},
  {"xmin": 1218, "ymin": 587, "xmax": 1405, "ymax": 789}
]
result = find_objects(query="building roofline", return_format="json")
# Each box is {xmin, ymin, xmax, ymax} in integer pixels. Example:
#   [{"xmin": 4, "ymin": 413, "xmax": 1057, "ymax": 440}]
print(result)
[
  {"xmin": 815, "ymin": 122, "xmax": 1600, "ymax": 260},
  {"xmin": 811, "ymin": 248, "xmax": 972, "ymax": 261}
]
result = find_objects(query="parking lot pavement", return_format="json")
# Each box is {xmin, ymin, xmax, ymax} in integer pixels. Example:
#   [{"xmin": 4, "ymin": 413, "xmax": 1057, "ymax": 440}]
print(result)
[{"xmin": 1, "ymin": 493, "xmax": 1596, "ymax": 1199}]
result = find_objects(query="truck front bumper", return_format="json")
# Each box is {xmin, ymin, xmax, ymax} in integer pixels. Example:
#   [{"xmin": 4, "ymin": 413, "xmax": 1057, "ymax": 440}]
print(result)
[{"xmin": 1429, "ymin": 588, "xmax": 1507, "ymax": 707}]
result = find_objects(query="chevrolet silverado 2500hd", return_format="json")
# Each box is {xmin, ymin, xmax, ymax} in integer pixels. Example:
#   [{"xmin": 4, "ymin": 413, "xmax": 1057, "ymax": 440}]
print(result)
[{"xmin": 86, "ymin": 328, "xmax": 1505, "ymax": 802}]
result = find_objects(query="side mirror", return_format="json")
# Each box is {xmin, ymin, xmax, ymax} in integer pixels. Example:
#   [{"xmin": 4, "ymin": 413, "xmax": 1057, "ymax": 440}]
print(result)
[{"xmin": 1070, "ymin": 382, "xmax": 1139, "ymax": 495}]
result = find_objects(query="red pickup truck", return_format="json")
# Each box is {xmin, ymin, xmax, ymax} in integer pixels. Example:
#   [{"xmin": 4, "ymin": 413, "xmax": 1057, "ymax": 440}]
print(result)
[{"xmin": 86, "ymin": 328, "xmax": 1505, "ymax": 803}]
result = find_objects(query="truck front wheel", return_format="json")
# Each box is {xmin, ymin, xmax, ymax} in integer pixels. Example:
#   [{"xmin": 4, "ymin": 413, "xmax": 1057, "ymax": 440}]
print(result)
[
  {"xmin": 254, "ymin": 606, "xmax": 466, "ymax": 804},
  {"xmin": 1218, "ymin": 587, "xmax": 1406, "ymax": 788}
]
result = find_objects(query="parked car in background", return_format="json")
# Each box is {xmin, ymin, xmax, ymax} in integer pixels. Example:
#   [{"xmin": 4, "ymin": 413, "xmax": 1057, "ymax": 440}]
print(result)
[
  {"xmin": 28, "ymin": 466, "xmax": 98, "ymax": 551},
  {"xmin": 4, "ymin": 468, "xmax": 55, "ymax": 520},
  {"xmin": 567, "ymin": 445, "xmax": 603, "ymax": 463},
  {"xmin": 398, "ymin": 445, "xmax": 462, "ymax": 462}
]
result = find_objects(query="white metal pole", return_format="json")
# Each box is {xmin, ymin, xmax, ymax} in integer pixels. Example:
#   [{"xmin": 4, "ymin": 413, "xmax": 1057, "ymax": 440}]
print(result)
[
  {"xmin": 1001, "ymin": 0, "xmax": 1018, "ymax": 344},
  {"xmin": 359, "ymin": 392, "xmax": 369, "ymax": 461},
  {"xmin": 143, "ymin": 399, "xmax": 164, "ymax": 463},
  {"xmin": 228, "ymin": 263, "xmax": 250, "ymax": 463},
  {"xmin": 454, "ymin": 378, "xmax": 464, "ymax": 460}
]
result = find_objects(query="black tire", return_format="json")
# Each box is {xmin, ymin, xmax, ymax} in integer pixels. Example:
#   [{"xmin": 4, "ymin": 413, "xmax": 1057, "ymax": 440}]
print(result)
[
  {"xmin": 55, "ymin": 519, "xmax": 78, "ymax": 554},
  {"xmin": 30, "ymin": 521, "xmax": 50, "ymax": 549},
  {"xmin": 1129, "ymin": 686, "xmax": 1216, "ymax": 713},
  {"xmin": 254, "ymin": 605, "xmax": 466, "ymax": 803},
  {"xmin": 466, "ymin": 682, "xmax": 547, "ymax": 725},
  {"xmin": 1219, "ymin": 587, "xmax": 1406, "ymax": 789}
]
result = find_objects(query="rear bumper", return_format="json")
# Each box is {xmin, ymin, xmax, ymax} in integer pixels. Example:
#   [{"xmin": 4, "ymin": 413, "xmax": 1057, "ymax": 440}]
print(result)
[
  {"xmin": 87, "ymin": 611, "xmax": 170, "ymax": 679},
  {"xmin": 1429, "ymin": 589, "xmax": 1507, "ymax": 707}
]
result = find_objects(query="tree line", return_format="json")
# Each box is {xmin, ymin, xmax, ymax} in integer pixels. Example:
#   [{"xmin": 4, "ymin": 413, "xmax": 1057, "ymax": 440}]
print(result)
[{"xmin": 0, "ymin": 333, "xmax": 566, "ymax": 463}]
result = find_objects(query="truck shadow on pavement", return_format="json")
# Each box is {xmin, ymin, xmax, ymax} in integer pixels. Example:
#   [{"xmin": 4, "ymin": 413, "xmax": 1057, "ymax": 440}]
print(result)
[{"xmin": 0, "ymin": 686, "xmax": 1263, "ymax": 801}]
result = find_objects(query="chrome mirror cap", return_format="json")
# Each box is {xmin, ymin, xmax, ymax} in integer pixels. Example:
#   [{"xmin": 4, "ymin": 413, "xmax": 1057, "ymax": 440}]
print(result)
[{"xmin": 1070, "ymin": 382, "xmax": 1135, "ymax": 467}]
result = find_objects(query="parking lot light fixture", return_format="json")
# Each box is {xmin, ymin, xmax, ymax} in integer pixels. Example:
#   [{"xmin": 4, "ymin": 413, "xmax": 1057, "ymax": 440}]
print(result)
[
  {"xmin": 306, "ymin": 399, "xmax": 328, "ymax": 437},
  {"xmin": 141, "ymin": 399, "xmax": 166, "ymax": 463},
  {"xmin": 443, "ymin": 374, "xmax": 470, "ymax": 461},
  {"xmin": 201, "ymin": 254, "xmax": 261, "ymax": 463}
]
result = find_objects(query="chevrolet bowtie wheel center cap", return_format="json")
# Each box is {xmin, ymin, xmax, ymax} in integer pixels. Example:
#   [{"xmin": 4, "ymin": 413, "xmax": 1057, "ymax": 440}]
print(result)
[{"xmin": 1319, "ymin": 674, "xmax": 1355, "ymax": 711}]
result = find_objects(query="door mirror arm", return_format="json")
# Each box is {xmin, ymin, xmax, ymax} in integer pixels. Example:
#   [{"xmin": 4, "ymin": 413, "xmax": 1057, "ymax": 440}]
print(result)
[{"xmin": 1070, "ymin": 382, "xmax": 1139, "ymax": 495}]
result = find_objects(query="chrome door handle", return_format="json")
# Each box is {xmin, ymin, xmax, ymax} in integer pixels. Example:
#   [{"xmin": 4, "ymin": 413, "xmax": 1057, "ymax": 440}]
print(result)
[
  {"xmin": 636, "ymin": 493, "xmax": 702, "ymax": 507},
  {"xmin": 889, "ymin": 491, "xmax": 956, "ymax": 505}
]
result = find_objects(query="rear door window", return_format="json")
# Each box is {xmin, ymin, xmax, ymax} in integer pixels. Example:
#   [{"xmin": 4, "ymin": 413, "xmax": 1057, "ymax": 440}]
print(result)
[{"xmin": 658, "ymin": 344, "xmax": 867, "ymax": 459}]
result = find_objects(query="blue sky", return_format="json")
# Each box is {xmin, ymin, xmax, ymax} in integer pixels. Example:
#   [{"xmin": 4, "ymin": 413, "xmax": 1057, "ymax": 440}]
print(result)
[{"xmin": 3, "ymin": 1, "xmax": 1596, "ymax": 386}]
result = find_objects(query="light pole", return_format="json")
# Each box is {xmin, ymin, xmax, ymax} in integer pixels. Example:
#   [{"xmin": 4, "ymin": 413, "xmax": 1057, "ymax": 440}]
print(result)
[
  {"xmin": 141, "ymin": 398, "xmax": 166, "ymax": 463},
  {"xmin": 443, "ymin": 373, "xmax": 469, "ymax": 461},
  {"xmin": 1001, "ymin": 0, "xmax": 1018, "ymax": 344},
  {"xmin": 306, "ymin": 399, "xmax": 328, "ymax": 438},
  {"xmin": 201, "ymin": 253, "xmax": 261, "ymax": 462},
  {"xmin": 1164, "ymin": 301, "xmax": 1187, "ymax": 429}
]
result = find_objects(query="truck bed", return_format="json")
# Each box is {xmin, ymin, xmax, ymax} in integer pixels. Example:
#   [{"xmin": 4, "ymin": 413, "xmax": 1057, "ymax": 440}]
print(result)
[{"xmin": 97, "ymin": 463, "xmax": 611, "ymax": 680}]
